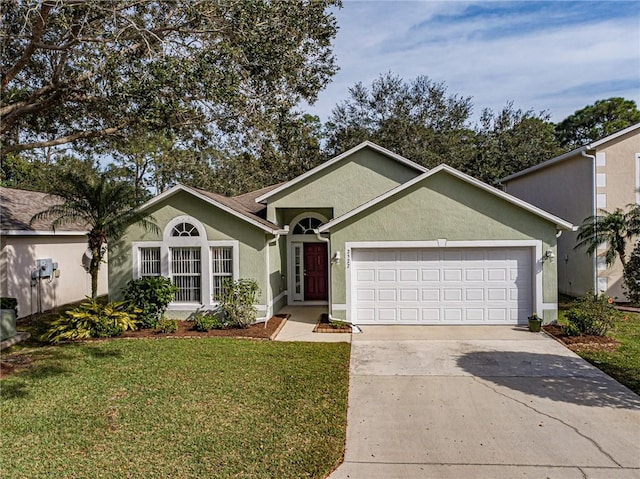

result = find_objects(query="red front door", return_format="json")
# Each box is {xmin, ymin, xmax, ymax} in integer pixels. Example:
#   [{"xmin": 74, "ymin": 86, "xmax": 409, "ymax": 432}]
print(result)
[{"xmin": 304, "ymin": 243, "xmax": 328, "ymax": 301}]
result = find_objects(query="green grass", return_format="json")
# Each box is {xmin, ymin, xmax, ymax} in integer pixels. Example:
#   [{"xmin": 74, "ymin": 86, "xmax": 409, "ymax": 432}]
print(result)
[
  {"xmin": 575, "ymin": 313, "xmax": 640, "ymax": 395},
  {"xmin": 0, "ymin": 339, "xmax": 350, "ymax": 478},
  {"xmin": 557, "ymin": 303, "xmax": 640, "ymax": 395}
]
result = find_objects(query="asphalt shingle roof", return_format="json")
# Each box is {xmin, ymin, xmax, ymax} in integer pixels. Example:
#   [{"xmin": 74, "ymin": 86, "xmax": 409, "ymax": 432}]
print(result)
[{"xmin": 0, "ymin": 187, "xmax": 88, "ymax": 232}]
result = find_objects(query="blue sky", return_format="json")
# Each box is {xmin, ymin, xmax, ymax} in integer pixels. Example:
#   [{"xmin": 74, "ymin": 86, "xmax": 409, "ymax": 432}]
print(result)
[{"xmin": 304, "ymin": 0, "xmax": 640, "ymax": 124}]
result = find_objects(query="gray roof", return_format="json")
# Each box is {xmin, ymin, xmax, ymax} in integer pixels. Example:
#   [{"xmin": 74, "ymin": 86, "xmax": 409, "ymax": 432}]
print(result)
[{"xmin": 0, "ymin": 187, "xmax": 88, "ymax": 233}]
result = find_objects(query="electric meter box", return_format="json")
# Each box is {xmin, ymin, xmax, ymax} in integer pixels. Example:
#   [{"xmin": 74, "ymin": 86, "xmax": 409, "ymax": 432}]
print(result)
[{"xmin": 36, "ymin": 258, "xmax": 54, "ymax": 278}]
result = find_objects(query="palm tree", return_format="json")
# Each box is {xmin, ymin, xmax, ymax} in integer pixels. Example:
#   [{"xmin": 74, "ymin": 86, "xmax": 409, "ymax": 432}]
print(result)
[
  {"xmin": 575, "ymin": 207, "xmax": 640, "ymax": 268},
  {"xmin": 32, "ymin": 164, "xmax": 155, "ymax": 299}
]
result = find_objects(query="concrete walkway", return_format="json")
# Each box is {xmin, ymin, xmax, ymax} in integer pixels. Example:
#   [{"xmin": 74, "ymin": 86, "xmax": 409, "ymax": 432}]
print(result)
[
  {"xmin": 329, "ymin": 326, "xmax": 640, "ymax": 479},
  {"xmin": 273, "ymin": 306, "xmax": 351, "ymax": 342}
]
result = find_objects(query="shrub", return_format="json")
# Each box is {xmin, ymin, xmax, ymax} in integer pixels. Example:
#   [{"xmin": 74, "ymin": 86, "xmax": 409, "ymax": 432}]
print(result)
[
  {"xmin": 193, "ymin": 312, "xmax": 228, "ymax": 331},
  {"xmin": 157, "ymin": 318, "xmax": 178, "ymax": 333},
  {"xmin": 218, "ymin": 278, "xmax": 260, "ymax": 328},
  {"xmin": 564, "ymin": 292, "xmax": 623, "ymax": 337},
  {"xmin": 123, "ymin": 276, "xmax": 178, "ymax": 329},
  {"xmin": 43, "ymin": 298, "xmax": 139, "ymax": 343},
  {"xmin": 623, "ymin": 241, "xmax": 640, "ymax": 305}
]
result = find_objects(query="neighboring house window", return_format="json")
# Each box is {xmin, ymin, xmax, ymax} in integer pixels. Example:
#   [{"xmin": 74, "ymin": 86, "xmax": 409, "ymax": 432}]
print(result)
[
  {"xmin": 171, "ymin": 247, "xmax": 202, "ymax": 302},
  {"xmin": 293, "ymin": 217, "xmax": 324, "ymax": 234},
  {"xmin": 140, "ymin": 247, "xmax": 161, "ymax": 276},
  {"xmin": 211, "ymin": 246, "xmax": 233, "ymax": 299}
]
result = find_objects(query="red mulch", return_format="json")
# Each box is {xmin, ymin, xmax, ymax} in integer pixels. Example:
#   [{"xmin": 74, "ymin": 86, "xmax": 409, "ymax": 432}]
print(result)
[
  {"xmin": 543, "ymin": 324, "xmax": 620, "ymax": 353},
  {"xmin": 119, "ymin": 314, "xmax": 287, "ymax": 340}
]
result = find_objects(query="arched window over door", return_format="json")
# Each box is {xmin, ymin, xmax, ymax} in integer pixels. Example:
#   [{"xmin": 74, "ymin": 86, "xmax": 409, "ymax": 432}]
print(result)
[{"xmin": 292, "ymin": 217, "xmax": 324, "ymax": 235}]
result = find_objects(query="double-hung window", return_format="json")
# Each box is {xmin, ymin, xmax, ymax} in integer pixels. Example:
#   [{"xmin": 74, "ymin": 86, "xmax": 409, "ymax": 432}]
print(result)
[{"xmin": 211, "ymin": 247, "xmax": 233, "ymax": 300}]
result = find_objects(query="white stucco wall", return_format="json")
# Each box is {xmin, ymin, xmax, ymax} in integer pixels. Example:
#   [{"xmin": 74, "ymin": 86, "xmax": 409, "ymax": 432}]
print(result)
[{"xmin": 0, "ymin": 235, "xmax": 108, "ymax": 318}]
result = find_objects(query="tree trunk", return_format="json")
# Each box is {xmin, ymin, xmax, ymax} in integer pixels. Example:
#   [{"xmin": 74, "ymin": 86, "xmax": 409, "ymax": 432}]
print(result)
[{"xmin": 89, "ymin": 253, "xmax": 100, "ymax": 300}]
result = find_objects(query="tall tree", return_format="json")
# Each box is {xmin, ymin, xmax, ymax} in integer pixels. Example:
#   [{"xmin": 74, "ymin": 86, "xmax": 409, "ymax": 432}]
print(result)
[
  {"xmin": 31, "ymin": 164, "xmax": 155, "ymax": 298},
  {"xmin": 575, "ymin": 207, "xmax": 640, "ymax": 268},
  {"xmin": 1, "ymin": 0, "xmax": 340, "ymax": 157},
  {"xmin": 555, "ymin": 98, "xmax": 640, "ymax": 149},
  {"xmin": 325, "ymin": 73, "xmax": 474, "ymax": 169},
  {"xmin": 468, "ymin": 103, "xmax": 561, "ymax": 183}
]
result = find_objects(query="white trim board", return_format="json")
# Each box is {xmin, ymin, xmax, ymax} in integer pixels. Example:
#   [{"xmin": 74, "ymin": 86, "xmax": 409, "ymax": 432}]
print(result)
[{"xmin": 319, "ymin": 164, "xmax": 574, "ymax": 232}]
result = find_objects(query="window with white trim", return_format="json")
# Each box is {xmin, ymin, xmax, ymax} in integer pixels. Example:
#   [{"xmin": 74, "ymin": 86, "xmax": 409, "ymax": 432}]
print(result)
[
  {"xmin": 132, "ymin": 216, "xmax": 240, "ymax": 308},
  {"xmin": 140, "ymin": 247, "xmax": 161, "ymax": 276},
  {"xmin": 211, "ymin": 246, "xmax": 233, "ymax": 299},
  {"xmin": 172, "ymin": 222, "xmax": 200, "ymax": 237},
  {"xmin": 171, "ymin": 247, "xmax": 202, "ymax": 302}
]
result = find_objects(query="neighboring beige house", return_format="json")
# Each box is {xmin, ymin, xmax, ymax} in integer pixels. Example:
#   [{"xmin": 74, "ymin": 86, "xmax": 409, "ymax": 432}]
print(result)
[
  {"xmin": 0, "ymin": 187, "xmax": 108, "ymax": 318},
  {"xmin": 501, "ymin": 123, "xmax": 640, "ymax": 300}
]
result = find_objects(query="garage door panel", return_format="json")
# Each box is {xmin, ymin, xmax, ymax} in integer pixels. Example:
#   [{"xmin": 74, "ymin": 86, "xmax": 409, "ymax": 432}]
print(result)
[
  {"xmin": 399, "ymin": 289, "xmax": 419, "ymax": 301},
  {"xmin": 351, "ymin": 247, "xmax": 533, "ymax": 325},
  {"xmin": 443, "ymin": 269, "xmax": 462, "ymax": 281},
  {"xmin": 444, "ymin": 309, "xmax": 463, "ymax": 321},
  {"xmin": 356, "ymin": 269, "xmax": 375, "ymax": 282},
  {"xmin": 379, "ymin": 309, "xmax": 397, "ymax": 321},
  {"xmin": 378, "ymin": 269, "xmax": 396, "ymax": 281},
  {"xmin": 466, "ymin": 308, "xmax": 485, "ymax": 321},
  {"xmin": 421, "ymin": 269, "xmax": 439, "ymax": 281},
  {"xmin": 399, "ymin": 308, "xmax": 419, "ymax": 321},
  {"xmin": 465, "ymin": 269, "xmax": 484, "ymax": 281},
  {"xmin": 379, "ymin": 289, "xmax": 397, "ymax": 301},
  {"xmin": 487, "ymin": 268, "xmax": 507, "ymax": 281},
  {"xmin": 356, "ymin": 289, "xmax": 375, "ymax": 301},
  {"xmin": 399, "ymin": 269, "xmax": 418, "ymax": 281},
  {"xmin": 465, "ymin": 288, "xmax": 484, "ymax": 301},
  {"xmin": 443, "ymin": 289, "xmax": 463, "ymax": 301},
  {"xmin": 421, "ymin": 289, "xmax": 440, "ymax": 301}
]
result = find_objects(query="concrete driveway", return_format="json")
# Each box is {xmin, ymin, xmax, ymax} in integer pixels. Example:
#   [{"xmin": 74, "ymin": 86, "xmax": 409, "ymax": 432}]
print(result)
[{"xmin": 329, "ymin": 326, "xmax": 640, "ymax": 479}]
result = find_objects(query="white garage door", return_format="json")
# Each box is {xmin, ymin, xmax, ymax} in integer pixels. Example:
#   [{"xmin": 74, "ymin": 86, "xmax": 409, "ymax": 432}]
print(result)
[{"xmin": 351, "ymin": 247, "xmax": 533, "ymax": 324}]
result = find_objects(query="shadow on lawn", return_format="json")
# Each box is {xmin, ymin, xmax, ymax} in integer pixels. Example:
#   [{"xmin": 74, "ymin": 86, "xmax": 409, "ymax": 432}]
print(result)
[
  {"xmin": 1, "ymin": 344, "xmax": 121, "ymax": 400},
  {"xmin": 457, "ymin": 351, "xmax": 640, "ymax": 410}
]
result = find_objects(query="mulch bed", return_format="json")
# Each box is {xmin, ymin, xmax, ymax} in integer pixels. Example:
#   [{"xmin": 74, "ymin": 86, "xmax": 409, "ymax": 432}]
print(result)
[
  {"xmin": 543, "ymin": 324, "xmax": 620, "ymax": 353},
  {"xmin": 118, "ymin": 314, "xmax": 288, "ymax": 340},
  {"xmin": 313, "ymin": 314, "xmax": 351, "ymax": 333}
]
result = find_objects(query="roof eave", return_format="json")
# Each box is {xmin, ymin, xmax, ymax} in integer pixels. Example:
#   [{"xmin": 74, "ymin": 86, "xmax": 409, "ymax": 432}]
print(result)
[{"xmin": 137, "ymin": 184, "xmax": 279, "ymax": 234}]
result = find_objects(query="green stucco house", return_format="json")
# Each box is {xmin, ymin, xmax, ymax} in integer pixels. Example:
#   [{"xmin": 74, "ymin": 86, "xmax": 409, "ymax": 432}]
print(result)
[{"xmin": 109, "ymin": 142, "xmax": 573, "ymax": 325}]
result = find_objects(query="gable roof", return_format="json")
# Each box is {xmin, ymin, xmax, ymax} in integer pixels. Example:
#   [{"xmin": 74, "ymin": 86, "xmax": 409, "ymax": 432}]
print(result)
[
  {"xmin": 318, "ymin": 164, "xmax": 574, "ymax": 232},
  {"xmin": 254, "ymin": 141, "xmax": 428, "ymax": 203},
  {"xmin": 0, "ymin": 187, "xmax": 88, "ymax": 235},
  {"xmin": 138, "ymin": 184, "xmax": 280, "ymax": 233},
  {"xmin": 501, "ymin": 122, "xmax": 640, "ymax": 183}
]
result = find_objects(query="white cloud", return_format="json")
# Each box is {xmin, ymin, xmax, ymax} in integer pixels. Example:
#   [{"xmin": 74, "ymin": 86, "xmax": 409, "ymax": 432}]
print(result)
[{"xmin": 305, "ymin": 1, "xmax": 640, "ymax": 124}]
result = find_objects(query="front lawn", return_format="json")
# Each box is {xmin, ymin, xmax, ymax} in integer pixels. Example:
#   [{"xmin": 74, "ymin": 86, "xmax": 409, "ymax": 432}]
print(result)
[
  {"xmin": 574, "ymin": 312, "xmax": 640, "ymax": 395},
  {"xmin": 557, "ymin": 307, "xmax": 640, "ymax": 395},
  {"xmin": 0, "ymin": 339, "xmax": 350, "ymax": 478}
]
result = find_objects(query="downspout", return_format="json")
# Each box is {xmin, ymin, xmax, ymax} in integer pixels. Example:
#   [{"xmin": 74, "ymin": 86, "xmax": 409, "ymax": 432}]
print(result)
[
  {"xmin": 315, "ymin": 229, "xmax": 362, "ymax": 333},
  {"xmin": 256, "ymin": 231, "xmax": 280, "ymax": 325},
  {"xmin": 581, "ymin": 149, "xmax": 598, "ymax": 293}
]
